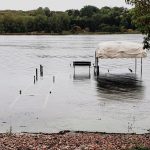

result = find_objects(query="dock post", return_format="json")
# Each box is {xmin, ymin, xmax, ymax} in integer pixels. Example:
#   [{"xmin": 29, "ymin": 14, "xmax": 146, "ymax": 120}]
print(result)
[
  {"xmin": 19, "ymin": 90, "xmax": 22, "ymax": 95},
  {"xmin": 94, "ymin": 51, "xmax": 96, "ymax": 75},
  {"xmin": 94, "ymin": 51, "xmax": 99, "ymax": 76},
  {"xmin": 74, "ymin": 66, "xmax": 75, "ymax": 76},
  {"xmin": 40, "ymin": 65, "xmax": 43, "ymax": 77},
  {"xmin": 53, "ymin": 76, "xmax": 55, "ymax": 83},
  {"xmin": 135, "ymin": 58, "xmax": 137, "ymax": 74},
  {"xmin": 96, "ymin": 57, "xmax": 99, "ymax": 76},
  {"xmin": 34, "ymin": 76, "xmax": 35, "ymax": 84},
  {"xmin": 36, "ymin": 68, "xmax": 38, "ymax": 81},
  {"xmin": 141, "ymin": 57, "xmax": 143, "ymax": 77},
  {"xmin": 97, "ymin": 66, "xmax": 99, "ymax": 76}
]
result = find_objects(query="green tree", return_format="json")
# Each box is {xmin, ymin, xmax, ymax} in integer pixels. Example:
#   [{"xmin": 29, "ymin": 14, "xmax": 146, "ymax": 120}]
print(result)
[
  {"xmin": 44, "ymin": 7, "xmax": 50, "ymax": 17},
  {"xmin": 50, "ymin": 13, "xmax": 70, "ymax": 33},
  {"xmin": 80, "ymin": 5, "xmax": 99, "ymax": 17},
  {"xmin": 0, "ymin": 6, "xmax": 137, "ymax": 34},
  {"xmin": 24, "ymin": 16, "xmax": 35, "ymax": 32},
  {"xmin": 35, "ymin": 7, "xmax": 45, "ymax": 15},
  {"xmin": 34, "ymin": 15, "xmax": 47, "ymax": 32},
  {"xmin": 66, "ymin": 9, "xmax": 80, "ymax": 17},
  {"xmin": 126, "ymin": 0, "xmax": 150, "ymax": 49},
  {"xmin": 0, "ymin": 16, "xmax": 4, "ymax": 33}
]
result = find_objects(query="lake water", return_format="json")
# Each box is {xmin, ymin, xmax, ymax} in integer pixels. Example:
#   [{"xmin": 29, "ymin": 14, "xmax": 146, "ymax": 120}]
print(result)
[{"xmin": 0, "ymin": 34, "xmax": 150, "ymax": 134}]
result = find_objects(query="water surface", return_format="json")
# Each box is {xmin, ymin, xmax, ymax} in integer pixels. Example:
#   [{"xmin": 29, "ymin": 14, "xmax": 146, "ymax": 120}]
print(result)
[{"xmin": 0, "ymin": 34, "xmax": 150, "ymax": 134}]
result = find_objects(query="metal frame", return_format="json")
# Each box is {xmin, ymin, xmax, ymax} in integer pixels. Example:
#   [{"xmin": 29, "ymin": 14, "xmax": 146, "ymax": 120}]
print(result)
[{"xmin": 95, "ymin": 51, "xmax": 143, "ymax": 77}]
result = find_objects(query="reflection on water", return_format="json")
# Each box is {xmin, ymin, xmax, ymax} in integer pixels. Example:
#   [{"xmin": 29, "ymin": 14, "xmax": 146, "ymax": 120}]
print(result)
[
  {"xmin": 73, "ymin": 74, "xmax": 91, "ymax": 80},
  {"xmin": 96, "ymin": 73, "xmax": 144, "ymax": 101}
]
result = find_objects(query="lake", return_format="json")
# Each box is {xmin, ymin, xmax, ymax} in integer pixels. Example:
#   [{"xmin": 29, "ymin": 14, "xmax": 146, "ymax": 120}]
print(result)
[{"xmin": 0, "ymin": 34, "xmax": 150, "ymax": 134}]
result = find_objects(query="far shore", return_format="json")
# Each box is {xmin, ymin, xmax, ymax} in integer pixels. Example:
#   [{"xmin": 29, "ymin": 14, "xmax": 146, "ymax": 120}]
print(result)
[
  {"xmin": 0, "ymin": 31, "xmax": 141, "ymax": 36},
  {"xmin": 0, "ymin": 130, "xmax": 150, "ymax": 150}
]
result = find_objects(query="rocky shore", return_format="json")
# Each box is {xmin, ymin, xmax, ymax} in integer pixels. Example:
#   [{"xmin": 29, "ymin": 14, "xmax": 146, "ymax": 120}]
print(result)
[{"xmin": 0, "ymin": 131, "xmax": 150, "ymax": 150}]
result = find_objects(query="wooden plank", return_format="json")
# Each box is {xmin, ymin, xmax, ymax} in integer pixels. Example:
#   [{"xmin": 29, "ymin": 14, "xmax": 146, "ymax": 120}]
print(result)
[{"xmin": 73, "ymin": 61, "xmax": 91, "ymax": 66}]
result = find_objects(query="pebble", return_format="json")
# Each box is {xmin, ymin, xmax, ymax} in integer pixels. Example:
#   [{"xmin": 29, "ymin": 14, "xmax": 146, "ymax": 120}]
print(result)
[{"xmin": 0, "ymin": 132, "xmax": 150, "ymax": 150}]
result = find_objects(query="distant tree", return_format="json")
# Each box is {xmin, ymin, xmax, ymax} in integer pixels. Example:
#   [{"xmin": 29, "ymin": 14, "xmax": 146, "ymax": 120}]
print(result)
[
  {"xmin": 120, "ymin": 9, "xmax": 135, "ymax": 31},
  {"xmin": 2, "ymin": 14, "xmax": 15, "ymax": 32},
  {"xmin": 126, "ymin": 0, "xmax": 150, "ymax": 49},
  {"xmin": 50, "ymin": 13, "xmax": 70, "ymax": 33},
  {"xmin": 44, "ymin": 7, "xmax": 50, "ymax": 17},
  {"xmin": 100, "ymin": 6, "xmax": 111, "ymax": 14},
  {"xmin": 34, "ymin": 15, "xmax": 47, "ymax": 32},
  {"xmin": 35, "ymin": 7, "xmax": 45, "ymax": 16},
  {"xmin": 99, "ymin": 24, "xmax": 119, "ymax": 32},
  {"xmin": 74, "ymin": 10, "xmax": 80, "ymax": 17},
  {"xmin": 13, "ymin": 16, "xmax": 26, "ymax": 32},
  {"xmin": 0, "ymin": 6, "xmax": 137, "ymax": 34},
  {"xmin": 0, "ymin": 16, "xmax": 4, "ymax": 33},
  {"xmin": 66, "ymin": 9, "xmax": 74, "ymax": 16},
  {"xmin": 24, "ymin": 16, "xmax": 35, "ymax": 32},
  {"xmin": 66, "ymin": 9, "xmax": 80, "ymax": 17},
  {"xmin": 80, "ymin": 5, "xmax": 99, "ymax": 17}
]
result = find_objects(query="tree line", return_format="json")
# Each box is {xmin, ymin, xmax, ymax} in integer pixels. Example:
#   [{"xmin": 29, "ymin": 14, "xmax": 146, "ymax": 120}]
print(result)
[
  {"xmin": 0, "ymin": 6, "xmax": 137, "ymax": 34},
  {"xmin": 126, "ymin": 0, "xmax": 150, "ymax": 49}
]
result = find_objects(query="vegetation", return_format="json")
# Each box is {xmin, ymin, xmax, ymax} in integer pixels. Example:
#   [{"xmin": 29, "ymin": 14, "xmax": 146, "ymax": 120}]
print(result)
[
  {"xmin": 126, "ymin": 0, "xmax": 150, "ymax": 49},
  {"xmin": 0, "ymin": 6, "xmax": 137, "ymax": 35},
  {"xmin": 131, "ymin": 147, "xmax": 150, "ymax": 150}
]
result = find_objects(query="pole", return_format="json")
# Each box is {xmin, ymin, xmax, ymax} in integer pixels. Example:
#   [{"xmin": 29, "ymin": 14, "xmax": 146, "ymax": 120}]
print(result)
[
  {"xmin": 141, "ymin": 57, "xmax": 143, "ymax": 77},
  {"xmin": 40, "ymin": 65, "xmax": 43, "ymax": 77},
  {"xmin": 94, "ymin": 51, "xmax": 96, "ymax": 75},
  {"xmin": 36, "ymin": 68, "xmax": 38, "ymax": 81},
  {"xmin": 89, "ymin": 66, "xmax": 90, "ymax": 77},
  {"xmin": 97, "ymin": 65, "xmax": 99, "ymax": 76},
  {"xmin": 95, "ymin": 51, "xmax": 97, "ymax": 66},
  {"xmin": 53, "ymin": 76, "xmax": 55, "ymax": 83},
  {"xmin": 74, "ymin": 66, "xmax": 75, "ymax": 76},
  {"xmin": 97, "ymin": 58, "xmax": 99, "ymax": 76},
  {"xmin": 34, "ymin": 76, "xmax": 35, "ymax": 84},
  {"xmin": 135, "ymin": 58, "xmax": 137, "ymax": 74}
]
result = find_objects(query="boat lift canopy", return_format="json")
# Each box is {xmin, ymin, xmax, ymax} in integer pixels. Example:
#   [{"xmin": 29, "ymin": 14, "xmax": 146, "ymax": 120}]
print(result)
[{"xmin": 95, "ymin": 41, "xmax": 147, "ymax": 75}]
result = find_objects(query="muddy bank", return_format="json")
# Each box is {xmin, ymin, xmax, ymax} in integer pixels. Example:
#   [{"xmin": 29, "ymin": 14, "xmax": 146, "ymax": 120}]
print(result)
[{"xmin": 0, "ymin": 131, "xmax": 150, "ymax": 150}]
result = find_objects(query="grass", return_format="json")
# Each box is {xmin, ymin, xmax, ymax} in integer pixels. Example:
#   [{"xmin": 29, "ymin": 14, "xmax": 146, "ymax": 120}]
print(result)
[{"xmin": 131, "ymin": 147, "xmax": 150, "ymax": 150}]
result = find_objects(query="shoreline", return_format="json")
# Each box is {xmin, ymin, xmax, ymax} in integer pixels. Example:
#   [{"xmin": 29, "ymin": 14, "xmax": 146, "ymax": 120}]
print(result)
[
  {"xmin": 0, "ymin": 31, "xmax": 141, "ymax": 36},
  {"xmin": 12, "ymin": 130, "xmax": 150, "ymax": 135},
  {"xmin": 0, "ymin": 131, "xmax": 150, "ymax": 150},
  {"xmin": 1, "ymin": 130, "xmax": 150, "ymax": 135}
]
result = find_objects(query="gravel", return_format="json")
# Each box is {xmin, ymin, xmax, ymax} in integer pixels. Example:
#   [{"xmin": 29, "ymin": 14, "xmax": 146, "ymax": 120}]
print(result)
[{"xmin": 0, "ymin": 131, "xmax": 150, "ymax": 150}]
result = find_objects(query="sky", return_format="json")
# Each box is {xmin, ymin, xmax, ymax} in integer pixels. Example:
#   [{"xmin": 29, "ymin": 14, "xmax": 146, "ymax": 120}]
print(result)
[{"xmin": 0, "ymin": 0, "xmax": 132, "ymax": 11}]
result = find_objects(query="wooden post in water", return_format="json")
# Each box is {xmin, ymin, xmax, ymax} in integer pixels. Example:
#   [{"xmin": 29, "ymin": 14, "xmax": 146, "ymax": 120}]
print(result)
[
  {"xmin": 34, "ymin": 76, "xmax": 35, "ymax": 84},
  {"xmin": 19, "ymin": 90, "xmax": 22, "ymax": 95},
  {"xmin": 135, "ymin": 58, "xmax": 137, "ymax": 74},
  {"xmin": 89, "ymin": 65, "xmax": 90, "ymax": 77},
  {"xmin": 53, "ymin": 76, "xmax": 55, "ymax": 83},
  {"xmin": 94, "ymin": 51, "xmax": 96, "ymax": 75},
  {"xmin": 94, "ymin": 51, "xmax": 99, "ymax": 76},
  {"xmin": 141, "ymin": 57, "xmax": 143, "ymax": 77},
  {"xmin": 96, "ymin": 58, "xmax": 99, "ymax": 76},
  {"xmin": 36, "ymin": 68, "xmax": 38, "ymax": 81},
  {"xmin": 74, "ymin": 65, "xmax": 75, "ymax": 76},
  {"xmin": 97, "ymin": 65, "xmax": 99, "ymax": 76},
  {"xmin": 40, "ymin": 65, "xmax": 43, "ymax": 77}
]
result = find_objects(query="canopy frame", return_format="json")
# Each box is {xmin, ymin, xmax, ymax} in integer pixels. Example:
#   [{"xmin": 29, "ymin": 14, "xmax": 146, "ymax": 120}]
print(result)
[
  {"xmin": 94, "ymin": 41, "xmax": 147, "ymax": 77},
  {"xmin": 94, "ymin": 52, "xmax": 143, "ymax": 77}
]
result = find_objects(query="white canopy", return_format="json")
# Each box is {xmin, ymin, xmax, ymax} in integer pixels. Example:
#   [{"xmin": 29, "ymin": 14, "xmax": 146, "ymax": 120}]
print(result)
[{"xmin": 96, "ymin": 41, "xmax": 147, "ymax": 59}]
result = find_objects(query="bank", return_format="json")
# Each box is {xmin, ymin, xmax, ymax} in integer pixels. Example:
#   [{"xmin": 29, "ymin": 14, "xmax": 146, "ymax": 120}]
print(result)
[
  {"xmin": 0, "ymin": 30, "xmax": 140, "ymax": 35},
  {"xmin": 0, "ymin": 131, "xmax": 150, "ymax": 150}
]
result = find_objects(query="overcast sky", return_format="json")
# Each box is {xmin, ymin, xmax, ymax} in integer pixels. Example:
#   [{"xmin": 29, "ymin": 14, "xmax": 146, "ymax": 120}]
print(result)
[{"xmin": 0, "ymin": 0, "xmax": 132, "ymax": 11}]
